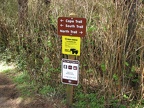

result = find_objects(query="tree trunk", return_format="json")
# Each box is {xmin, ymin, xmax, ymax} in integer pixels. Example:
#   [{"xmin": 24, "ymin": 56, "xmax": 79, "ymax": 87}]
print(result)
[
  {"xmin": 126, "ymin": 0, "xmax": 137, "ymax": 51},
  {"xmin": 18, "ymin": 0, "xmax": 28, "ymax": 25}
]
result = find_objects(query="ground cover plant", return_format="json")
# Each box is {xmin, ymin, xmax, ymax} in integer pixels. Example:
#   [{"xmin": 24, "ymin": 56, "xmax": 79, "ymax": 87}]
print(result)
[{"xmin": 0, "ymin": 0, "xmax": 144, "ymax": 107}]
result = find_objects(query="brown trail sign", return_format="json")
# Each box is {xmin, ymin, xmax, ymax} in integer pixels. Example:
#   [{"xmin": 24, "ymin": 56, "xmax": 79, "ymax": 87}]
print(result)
[{"xmin": 58, "ymin": 17, "xmax": 86, "ymax": 37}]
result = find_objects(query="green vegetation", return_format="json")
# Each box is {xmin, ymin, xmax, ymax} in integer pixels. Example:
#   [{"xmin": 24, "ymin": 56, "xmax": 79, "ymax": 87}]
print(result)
[
  {"xmin": 74, "ymin": 92, "xmax": 105, "ymax": 108},
  {"xmin": 0, "ymin": 0, "xmax": 144, "ymax": 107}
]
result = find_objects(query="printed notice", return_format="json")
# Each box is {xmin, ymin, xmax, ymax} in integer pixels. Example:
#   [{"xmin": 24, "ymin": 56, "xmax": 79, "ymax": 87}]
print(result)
[
  {"xmin": 61, "ymin": 59, "xmax": 79, "ymax": 85},
  {"xmin": 62, "ymin": 36, "xmax": 81, "ymax": 56}
]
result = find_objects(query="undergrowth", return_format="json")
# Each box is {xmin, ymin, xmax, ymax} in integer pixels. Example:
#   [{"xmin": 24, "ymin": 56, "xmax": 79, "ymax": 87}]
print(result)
[{"xmin": 0, "ymin": 0, "xmax": 144, "ymax": 107}]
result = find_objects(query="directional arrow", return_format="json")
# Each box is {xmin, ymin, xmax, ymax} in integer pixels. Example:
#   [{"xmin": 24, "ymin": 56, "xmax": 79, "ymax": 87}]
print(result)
[
  {"xmin": 79, "ymin": 31, "xmax": 83, "ymax": 34},
  {"xmin": 60, "ymin": 19, "xmax": 64, "ymax": 22},
  {"xmin": 60, "ymin": 24, "xmax": 64, "ymax": 27}
]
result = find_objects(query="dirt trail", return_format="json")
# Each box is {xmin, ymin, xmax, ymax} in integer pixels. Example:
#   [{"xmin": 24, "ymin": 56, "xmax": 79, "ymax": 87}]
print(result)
[
  {"xmin": 0, "ymin": 73, "xmax": 63, "ymax": 108},
  {"xmin": 0, "ymin": 62, "xmax": 66, "ymax": 108},
  {"xmin": 0, "ymin": 73, "xmax": 20, "ymax": 108}
]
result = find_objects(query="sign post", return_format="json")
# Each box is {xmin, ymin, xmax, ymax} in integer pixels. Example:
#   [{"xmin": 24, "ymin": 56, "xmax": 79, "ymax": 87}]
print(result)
[
  {"xmin": 58, "ymin": 13, "xmax": 86, "ymax": 107},
  {"xmin": 66, "ymin": 55, "xmax": 75, "ymax": 107}
]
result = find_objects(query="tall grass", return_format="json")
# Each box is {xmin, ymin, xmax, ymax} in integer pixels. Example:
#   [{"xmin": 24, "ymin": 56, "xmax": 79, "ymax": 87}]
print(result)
[{"xmin": 0, "ymin": 0, "xmax": 144, "ymax": 106}]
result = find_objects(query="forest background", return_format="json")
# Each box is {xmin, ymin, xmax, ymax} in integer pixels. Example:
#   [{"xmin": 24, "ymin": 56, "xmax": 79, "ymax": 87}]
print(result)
[{"xmin": 0, "ymin": 0, "xmax": 144, "ymax": 107}]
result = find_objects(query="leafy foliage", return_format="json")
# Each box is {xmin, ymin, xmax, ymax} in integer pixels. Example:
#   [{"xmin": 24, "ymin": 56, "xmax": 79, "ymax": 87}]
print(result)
[{"xmin": 0, "ymin": 0, "xmax": 144, "ymax": 107}]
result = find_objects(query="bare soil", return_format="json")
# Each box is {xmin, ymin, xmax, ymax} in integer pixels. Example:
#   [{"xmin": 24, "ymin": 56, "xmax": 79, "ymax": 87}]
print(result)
[{"xmin": 0, "ymin": 73, "xmax": 66, "ymax": 108}]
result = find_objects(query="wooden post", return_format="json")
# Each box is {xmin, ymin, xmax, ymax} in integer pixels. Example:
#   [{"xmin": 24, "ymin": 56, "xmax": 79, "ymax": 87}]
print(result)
[
  {"xmin": 66, "ymin": 55, "xmax": 75, "ymax": 107},
  {"xmin": 66, "ymin": 13, "xmax": 77, "ymax": 108}
]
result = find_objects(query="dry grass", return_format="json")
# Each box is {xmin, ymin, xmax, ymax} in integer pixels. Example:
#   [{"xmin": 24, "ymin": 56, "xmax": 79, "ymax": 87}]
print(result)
[{"xmin": 0, "ymin": 0, "xmax": 144, "ymax": 105}]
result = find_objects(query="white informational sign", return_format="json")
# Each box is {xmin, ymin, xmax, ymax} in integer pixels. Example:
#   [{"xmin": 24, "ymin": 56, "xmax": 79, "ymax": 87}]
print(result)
[{"xmin": 61, "ymin": 59, "xmax": 79, "ymax": 85}]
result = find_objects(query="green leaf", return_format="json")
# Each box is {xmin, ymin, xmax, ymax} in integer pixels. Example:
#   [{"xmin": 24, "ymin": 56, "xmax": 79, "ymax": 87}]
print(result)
[
  {"xmin": 128, "ymin": 73, "xmax": 133, "ymax": 78},
  {"xmin": 113, "ymin": 74, "xmax": 118, "ymax": 81},
  {"xmin": 86, "ymin": 69, "xmax": 93, "ymax": 73},
  {"xmin": 103, "ymin": 25, "xmax": 107, "ymax": 31},
  {"xmin": 123, "ymin": 94, "xmax": 129, "ymax": 99},
  {"xmin": 87, "ymin": 25, "xmax": 97, "ymax": 33},
  {"xmin": 101, "ymin": 63, "xmax": 106, "ymax": 72},
  {"xmin": 47, "ymin": 40, "xmax": 52, "ymax": 47},
  {"xmin": 44, "ymin": 57, "xmax": 50, "ymax": 64},
  {"xmin": 131, "ymin": 66, "xmax": 135, "ymax": 72},
  {"xmin": 132, "ymin": 79, "xmax": 138, "ymax": 83},
  {"xmin": 124, "ymin": 62, "xmax": 129, "ymax": 66}
]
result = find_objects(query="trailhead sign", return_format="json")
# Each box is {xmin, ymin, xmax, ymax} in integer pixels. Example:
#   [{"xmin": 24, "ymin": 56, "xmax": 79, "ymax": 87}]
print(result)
[
  {"xmin": 58, "ymin": 17, "xmax": 86, "ymax": 37},
  {"xmin": 61, "ymin": 59, "xmax": 79, "ymax": 85},
  {"xmin": 62, "ymin": 36, "xmax": 81, "ymax": 56},
  {"xmin": 58, "ymin": 14, "xmax": 86, "ymax": 107}
]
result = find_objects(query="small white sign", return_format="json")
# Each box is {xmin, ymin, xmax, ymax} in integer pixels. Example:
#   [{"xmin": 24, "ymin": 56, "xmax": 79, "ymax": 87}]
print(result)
[{"xmin": 61, "ymin": 59, "xmax": 79, "ymax": 85}]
